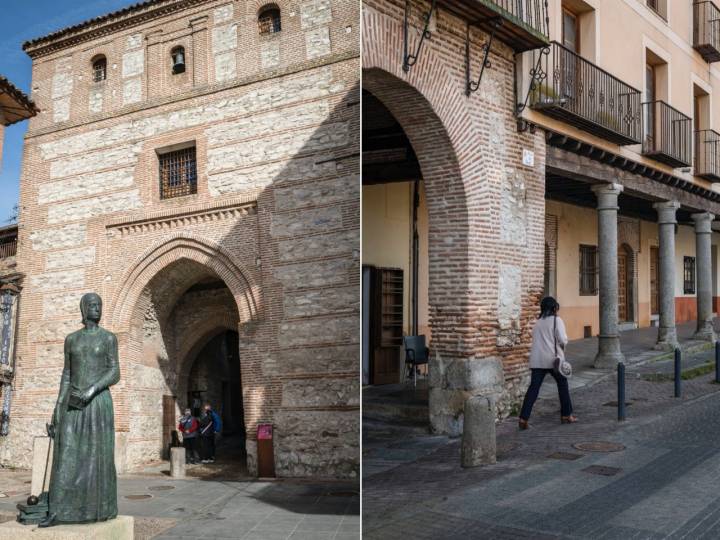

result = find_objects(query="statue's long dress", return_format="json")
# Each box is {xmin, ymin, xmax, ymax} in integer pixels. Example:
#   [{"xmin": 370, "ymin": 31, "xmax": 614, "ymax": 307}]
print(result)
[{"xmin": 49, "ymin": 327, "xmax": 120, "ymax": 523}]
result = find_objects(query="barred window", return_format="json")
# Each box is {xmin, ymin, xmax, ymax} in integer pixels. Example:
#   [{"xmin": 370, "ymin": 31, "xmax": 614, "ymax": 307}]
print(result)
[
  {"xmin": 684, "ymin": 256, "xmax": 696, "ymax": 295},
  {"xmin": 159, "ymin": 146, "xmax": 197, "ymax": 199},
  {"xmin": 92, "ymin": 56, "xmax": 107, "ymax": 82},
  {"xmin": 258, "ymin": 5, "xmax": 281, "ymax": 34},
  {"xmin": 579, "ymin": 244, "xmax": 598, "ymax": 296}
]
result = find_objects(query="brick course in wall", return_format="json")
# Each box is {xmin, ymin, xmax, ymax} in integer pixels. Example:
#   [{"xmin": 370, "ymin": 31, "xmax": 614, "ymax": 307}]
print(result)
[
  {"xmin": 363, "ymin": 0, "xmax": 546, "ymax": 434},
  {"xmin": 3, "ymin": 0, "xmax": 360, "ymax": 479}
]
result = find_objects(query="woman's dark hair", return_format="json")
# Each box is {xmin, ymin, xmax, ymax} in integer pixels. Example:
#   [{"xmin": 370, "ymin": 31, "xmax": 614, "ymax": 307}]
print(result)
[{"xmin": 539, "ymin": 296, "xmax": 559, "ymax": 319}]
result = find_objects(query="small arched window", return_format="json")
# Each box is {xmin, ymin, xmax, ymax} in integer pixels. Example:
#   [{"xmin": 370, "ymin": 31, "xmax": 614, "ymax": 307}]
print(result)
[
  {"xmin": 92, "ymin": 55, "xmax": 107, "ymax": 82},
  {"xmin": 258, "ymin": 5, "xmax": 281, "ymax": 34},
  {"xmin": 171, "ymin": 46, "xmax": 186, "ymax": 75}
]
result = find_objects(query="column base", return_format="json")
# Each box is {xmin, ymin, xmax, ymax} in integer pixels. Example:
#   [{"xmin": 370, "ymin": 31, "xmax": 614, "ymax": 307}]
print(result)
[
  {"xmin": 594, "ymin": 335, "xmax": 625, "ymax": 369},
  {"xmin": 655, "ymin": 326, "xmax": 678, "ymax": 351},
  {"xmin": 694, "ymin": 322, "xmax": 716, "ymax": 342}
]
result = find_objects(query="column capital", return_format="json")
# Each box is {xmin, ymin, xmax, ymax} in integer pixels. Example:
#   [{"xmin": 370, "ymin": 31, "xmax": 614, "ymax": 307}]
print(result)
[
  {"xmin": 653, "ymin": 200, "xmax": 680, "ymax": 225},
  {"xmin": 692, "ymin": 212, "xmax": 715, "ymax": 234},
  {"xmin": 592, "ymin": 183, "xmax": 623, "ymax": 211}
]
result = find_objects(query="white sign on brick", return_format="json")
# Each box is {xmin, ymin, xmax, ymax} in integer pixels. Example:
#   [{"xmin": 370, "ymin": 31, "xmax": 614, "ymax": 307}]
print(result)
[
  {"xmin": 261, "ymin": 41, "xmax": 280, "ymax": 69},
  {"xmin": 123, "ymin": 77, "xmax": 142, "ymax": 105},
  {"xmin": 212, "ymin": 24, "xmax": 237, "ymax": 54},
  {"xmin": 213, "ymin": 4, "xmax": 233, "ymax": 23},
  {"xmin": 214, "ymin": 51, "xmax": 237, "ymax": 82},
  {"xmin": 122, "ymin": 50, "xmax": 144, "ymax": 78},
  {"xmin": 301, "ymin": 0, "xmax": 332, "ymax": 29},
  {"xmin": 305, "ymin": 27, "xmax": 331, "ymax": 59}
]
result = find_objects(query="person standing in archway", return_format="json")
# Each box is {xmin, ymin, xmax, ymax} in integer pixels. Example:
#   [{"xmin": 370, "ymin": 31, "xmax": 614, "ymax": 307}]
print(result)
[
  {"xmin": 178, "ymin": 408, "xmax": 199, "ymax": 464},
  {"xmin": 518, "ymin": 297, "xmax": 578, "ymax": 430},
  {"xmin": 198, "ymin": 403, "xmax": 219, "ymax": 463}
]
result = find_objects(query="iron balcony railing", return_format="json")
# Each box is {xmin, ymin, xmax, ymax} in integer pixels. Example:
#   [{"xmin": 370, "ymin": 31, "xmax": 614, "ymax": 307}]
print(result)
[
  {"xmin": 525, "ymin": 41, "xmax": 642, "ymax": 145},
  {"xmin": 641, "ymin": 101, "xmax": 692, "ymax": 168},
  {"xmin": 696, "ymin": 129, "xmax": 720, "ymax": 181},
  {"xmin": 440, "ymin": 0, "xmax": 549, "ymax": 52},
  {"xmin": 0, "ymin": 239, "xmax": 16, "ymax": 260},
  {"xmin": 694, "ymin": 1, "xmax": 720, "ymax": 62}
]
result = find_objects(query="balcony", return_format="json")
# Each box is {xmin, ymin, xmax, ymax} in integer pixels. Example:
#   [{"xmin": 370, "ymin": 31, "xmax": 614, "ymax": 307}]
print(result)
[
  {"xmin": 694, "ymin": 1, "xmax": 720, "ymax": 63},
  {"xmin": 696, "ymin": 129, "xmax": 720, "ymax": 181},
  {"xmin": 0, "ymin": 238, "xmax": 16, "ymax": 260},
  {"xmin": 438, "ymin": 0, "xmax": 549, "ymax": 52},
  {"xmin": 641, "ymin": 101, "xmax": 692, "ymax": 168},
  {"xmin": 523, "ymin": 42, "xmax": 642, "ymax": 145}
]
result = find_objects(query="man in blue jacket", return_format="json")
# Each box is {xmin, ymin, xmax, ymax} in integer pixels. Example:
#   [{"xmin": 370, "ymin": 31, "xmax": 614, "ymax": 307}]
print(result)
[{"xmin": 199, "ymin": 403, "xmax": 222, "ymax": 463}]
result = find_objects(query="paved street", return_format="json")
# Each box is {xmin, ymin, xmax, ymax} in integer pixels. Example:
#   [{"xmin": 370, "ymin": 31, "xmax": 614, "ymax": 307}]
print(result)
[
  {"xmin": 363, "ymin": 361, "xmax": 720, "ymax": 539},
  {"xmin": 0, "ymin": 469, "xmax": 359, "ymax": 539}
]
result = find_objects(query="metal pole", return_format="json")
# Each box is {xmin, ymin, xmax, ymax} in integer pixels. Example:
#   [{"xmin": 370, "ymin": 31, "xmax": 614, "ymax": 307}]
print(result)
[
  {"xmin": 715, "ymin": 341, "xmax": 720, "ymax": 384},
  {"xmin": 674, "ymin": 347, "xmax": 682, "ymax": 398},
  {"xmin": 617, "ymin": 362, "xmax": 626, "ymax": 422}
]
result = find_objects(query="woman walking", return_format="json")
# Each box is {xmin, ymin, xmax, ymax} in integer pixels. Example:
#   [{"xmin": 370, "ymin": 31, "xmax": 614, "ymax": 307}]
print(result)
[{"xmin": 518, "ymin": 296, "xmax": 577, "ymax": 430}]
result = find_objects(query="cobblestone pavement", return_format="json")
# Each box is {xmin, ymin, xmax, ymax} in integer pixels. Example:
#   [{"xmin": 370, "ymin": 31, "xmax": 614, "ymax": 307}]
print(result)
[
  {"xmin": 0, "ymin": 470, "xmax": 359, "ymax": 539},
  {"xmin": 363, "ymin": 367, "xmax": 720, "ymax": 539}
]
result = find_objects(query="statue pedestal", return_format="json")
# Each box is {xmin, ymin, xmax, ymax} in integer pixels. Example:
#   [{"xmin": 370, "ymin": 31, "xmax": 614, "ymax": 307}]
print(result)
[{"xmin": 0, "ymin": 515, "xmax": 133, "ymax": 539}]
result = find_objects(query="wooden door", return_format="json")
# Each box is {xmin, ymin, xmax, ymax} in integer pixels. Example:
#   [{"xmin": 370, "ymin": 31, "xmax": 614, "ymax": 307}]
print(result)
[
  {"xmin": 618, "ymin": 249, "xmax": 629, "ymax": 322},
  {"xmin": 162, "ymin": 395, "xmax": 176, "ymax": 458},
  {"xmin": 650, "ymin": 246, "xmax": 659, "ymax": 315},
  {"xmin": 370, "ymin": 267, "xmax": 403, "ymax": 385}
]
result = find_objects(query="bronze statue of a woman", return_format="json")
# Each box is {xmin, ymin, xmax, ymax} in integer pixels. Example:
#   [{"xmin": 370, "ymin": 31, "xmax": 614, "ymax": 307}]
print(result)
[{"xmin": 39, "ymin": 293, "xmax": 120, "ymax": 527}]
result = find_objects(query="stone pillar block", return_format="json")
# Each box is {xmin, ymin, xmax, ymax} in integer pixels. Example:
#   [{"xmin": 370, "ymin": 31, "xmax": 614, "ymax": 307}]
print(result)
[
  {"xmin": 654, "ymin": 201, "xmax": 681, "ymax": 350},
  {"xmin": 693, "ymin": 212, "xmax": 716, "ymax": 341},
  {"xmin": 170, "ymin": 447, "xmax": 185, "ymax": 478},
  {"xmin": 31, "ymin": 436, "xmax": 53, "ymax": 496},
  {"xmin": 592, "ymin": 183, "xmax": 625, "ymax": 368},
  {"xmin": 0, "ymin": 515, "xmax": 133, "ymax": 539},
  {"xmin": 461, "ymin": 395, "xmax": 496, "ymax": 467}
]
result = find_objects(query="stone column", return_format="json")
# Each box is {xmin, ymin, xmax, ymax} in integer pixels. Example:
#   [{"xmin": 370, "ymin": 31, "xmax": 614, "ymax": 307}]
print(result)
[
  {"xmin": 654, "ymin": 201, "xmax": 680, "ymax": 351},
  {"xmin": 592, "ymin": 183, "xmax": 625, "ymax": 368},
  {"xmin": 692, "ymin": 212, "xmax": 716, "ymax": 341}
]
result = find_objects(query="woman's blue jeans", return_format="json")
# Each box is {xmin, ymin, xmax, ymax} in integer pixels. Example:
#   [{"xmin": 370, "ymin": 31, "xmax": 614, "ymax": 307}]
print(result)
[{"xmin": 519, "ymin": 368, "xmax": 573, "ymax": 420}]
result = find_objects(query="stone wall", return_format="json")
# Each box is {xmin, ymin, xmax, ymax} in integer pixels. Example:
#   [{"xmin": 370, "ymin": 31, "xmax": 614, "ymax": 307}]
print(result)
[
  {"xmin": 363, "ymin": 0, "xmax": 546, "ymax": 434},
  {"xmin": 4, "ymin": 0, "xmax": 360, "ymax": 479}
]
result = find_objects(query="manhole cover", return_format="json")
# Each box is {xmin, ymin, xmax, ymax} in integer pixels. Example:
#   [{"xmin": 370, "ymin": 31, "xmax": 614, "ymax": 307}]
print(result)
[
  {"xmin": 148, "ymin": 485, "xmax": 175, "ymax": 491},
  {"xmin": 328, "ymin": 491, "xmax": 359, "ymax": 497},
  {"xmin": 548, "ymin": 452, "xmax": 584, "ymax": 461},
  {"xmin": 124, "ymin": 494, "xmax": 152, "ymax": 500},
  {"xmin": 582, "ymin": 465, "xmax": 622, "ymax": 476},
  {"xmin": 573, "ymin": 441, "xmax": 625, "ymax": 453}
]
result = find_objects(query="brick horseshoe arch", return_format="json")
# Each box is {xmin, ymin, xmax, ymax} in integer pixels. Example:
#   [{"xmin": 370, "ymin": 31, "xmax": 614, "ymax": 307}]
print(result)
[
  {"xmin": 362, "ymin": 6, "xmax": 480, "ymax": 360},
  {"xmin": 110, "ymin": 234, "xmax": 260, "ymax": 331}
]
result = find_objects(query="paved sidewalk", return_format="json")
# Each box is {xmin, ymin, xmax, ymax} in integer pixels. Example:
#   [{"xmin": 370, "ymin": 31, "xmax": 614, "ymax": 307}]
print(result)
[
  {"xmin": 0, "ymin": 471, "xmax": 359, "ymax": 539},
  {"xmin": 363, "ymin": 361, "xmax": 720, "ymax": 538}
]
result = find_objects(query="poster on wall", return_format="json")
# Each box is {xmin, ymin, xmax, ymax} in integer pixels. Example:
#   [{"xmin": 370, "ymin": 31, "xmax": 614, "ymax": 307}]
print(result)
[{"xmin": 0, "ymin": 291, "xmax": 17, "ymax": 369}]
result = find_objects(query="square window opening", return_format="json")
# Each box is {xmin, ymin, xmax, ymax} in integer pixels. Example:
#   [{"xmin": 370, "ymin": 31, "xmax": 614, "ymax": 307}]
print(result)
[
  {"xmin": 159, "ymin": 145, "xmax": 197, "ymax": 199},
  {"xmin": 684, "ymin": 256, "xmax": 696, "ymax": 295}
]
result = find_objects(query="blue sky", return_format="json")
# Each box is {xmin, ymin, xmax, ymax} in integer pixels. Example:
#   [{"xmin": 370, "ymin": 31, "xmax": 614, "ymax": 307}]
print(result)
[{"xmin": 0, "ymin": 0, "xmax": 138, "ymax": 224}]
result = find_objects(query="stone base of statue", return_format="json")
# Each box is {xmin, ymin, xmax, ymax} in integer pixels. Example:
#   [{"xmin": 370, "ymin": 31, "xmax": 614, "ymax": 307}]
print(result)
[{"xmin": 1, "ymin": 515, "xmax": 133, "ymax": 539}]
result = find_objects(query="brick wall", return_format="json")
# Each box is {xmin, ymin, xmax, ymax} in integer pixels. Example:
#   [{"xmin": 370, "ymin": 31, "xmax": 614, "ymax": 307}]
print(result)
[
  {"xmin": 363, "ymin": 0, "xmax": 546, "ymax": 433},
  {"xmin": 2, "ymin": 0, "xmax": 359, "ymax": 479}
]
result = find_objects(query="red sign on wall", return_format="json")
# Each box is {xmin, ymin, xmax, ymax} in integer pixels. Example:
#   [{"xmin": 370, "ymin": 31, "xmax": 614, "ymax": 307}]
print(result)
[{"xmin": 257, "ymin": 424, "xmax": 273, "ymax": 440}]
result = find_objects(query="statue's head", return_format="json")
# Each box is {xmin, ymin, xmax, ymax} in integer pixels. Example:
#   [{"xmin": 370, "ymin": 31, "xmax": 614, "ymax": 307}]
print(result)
[{"xmin": 80, "ymin": 293, "xmax": 103, "ymax": 326}]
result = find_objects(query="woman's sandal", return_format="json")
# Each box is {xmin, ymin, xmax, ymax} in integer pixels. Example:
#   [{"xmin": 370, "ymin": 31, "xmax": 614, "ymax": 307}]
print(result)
[
  {"xmin": 560, "ymin": 415, "xmax": 578, "ymax": 424},
  {"xmin": 518, "ymin": 418, "xmax": 529, "ymax": 430}
]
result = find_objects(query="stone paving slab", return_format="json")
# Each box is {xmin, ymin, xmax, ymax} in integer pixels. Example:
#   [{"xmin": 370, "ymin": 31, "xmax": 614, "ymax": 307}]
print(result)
[
  {"xmin": 363, "ymin": 362, "xmax": 720, "ymax": 539},
  {"xmin": 0, "ymin": 472, "xmax": 359, "ymax": 539}
]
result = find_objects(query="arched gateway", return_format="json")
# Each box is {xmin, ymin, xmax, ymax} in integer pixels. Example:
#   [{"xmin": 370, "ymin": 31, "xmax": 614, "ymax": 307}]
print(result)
[{"xmin": 108, "ymin": 235, "xmax": 260, "ymax": 472}]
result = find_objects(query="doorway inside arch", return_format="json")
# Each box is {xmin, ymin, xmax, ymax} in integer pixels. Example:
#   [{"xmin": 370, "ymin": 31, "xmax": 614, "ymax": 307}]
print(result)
[{"xmin": 186, "ymin": 330, "xmax": 246, "ymax": 473}]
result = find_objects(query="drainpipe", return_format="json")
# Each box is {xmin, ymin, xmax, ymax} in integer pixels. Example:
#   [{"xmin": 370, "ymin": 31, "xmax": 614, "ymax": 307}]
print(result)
[{"xmin": 412, "ymin": 180, "xmax": 420, "ymax": 336}]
